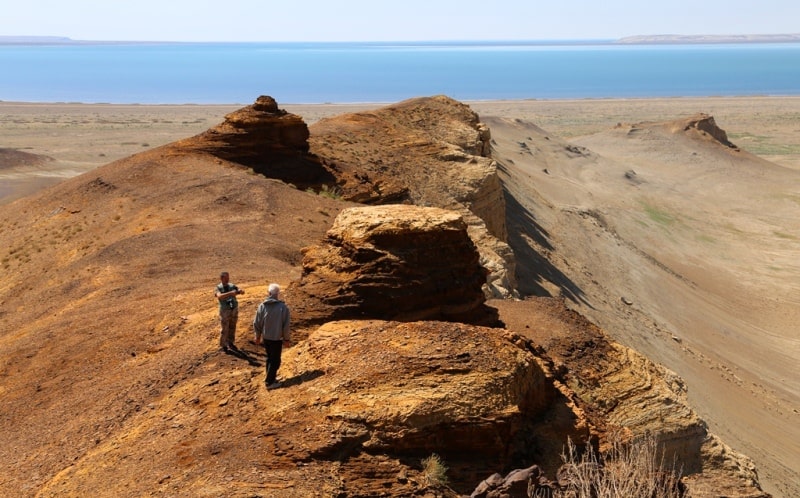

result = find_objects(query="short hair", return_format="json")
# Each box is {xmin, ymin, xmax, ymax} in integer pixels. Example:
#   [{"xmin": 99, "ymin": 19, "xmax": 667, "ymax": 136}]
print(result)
[
  {"xmin": 268, "ymin": 283, "xmax": 280, "ymax": 297},
  {"xmin": 220, "ymin": 271, "xmax": 229, "ymax": 277}
]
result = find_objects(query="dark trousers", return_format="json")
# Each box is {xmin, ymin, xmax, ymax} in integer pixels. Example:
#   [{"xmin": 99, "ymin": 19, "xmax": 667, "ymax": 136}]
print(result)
[{"xmin": 264, "ymin": 340, "xmax": 284, "ymax": 384}]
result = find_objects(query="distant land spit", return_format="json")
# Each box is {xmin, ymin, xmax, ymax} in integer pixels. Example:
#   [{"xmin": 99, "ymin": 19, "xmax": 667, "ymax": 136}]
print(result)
[{"xmin": 2, "ymin": 34, "xmax": 800, "ymax": 45}]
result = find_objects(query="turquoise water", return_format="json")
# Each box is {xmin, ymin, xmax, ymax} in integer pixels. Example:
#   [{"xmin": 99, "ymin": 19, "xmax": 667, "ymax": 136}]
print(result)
[{"xmin": 1, "ymin": 41, "xmax": 799, "ymax": 104}]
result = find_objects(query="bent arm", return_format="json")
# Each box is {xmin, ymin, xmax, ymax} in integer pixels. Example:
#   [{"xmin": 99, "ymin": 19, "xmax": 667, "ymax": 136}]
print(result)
[
  {"xmin": 216, "ymin": 286, "xmax": 242, "ymax": 301},
  {"xmin": 252, "ymin": 306, "xmax": 264, "ymax": 343},
  {"xmin": 282, "ymin": 307, "xmax": 291, "ymax": 342}
]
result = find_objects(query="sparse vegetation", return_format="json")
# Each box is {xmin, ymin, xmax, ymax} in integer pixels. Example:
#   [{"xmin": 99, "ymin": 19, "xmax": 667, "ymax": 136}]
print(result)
[
  {"xmin": 642, "ymin": 202, "xmax": 677, "ymax": 227},
  {"xmin": 421, "ymin": 453, "xmax": 449, "ymax": 488},
  {"xmin": 773, "ymin": 231, "xmax": 797, "ymax": 240},
  {"xmin": 728, "ymin": 132, "xmax": 800, "ymax": 156},
  {"xmin": 695, "ymin": 233, "xmax": 716, "ymax": 243},
  {"xmin": 306, "ymin": 184, "xmax": 344, "ymax": 200},
  {"xmin": 544, "ymin": 434, "xmax": 683, "ymax": 498}
]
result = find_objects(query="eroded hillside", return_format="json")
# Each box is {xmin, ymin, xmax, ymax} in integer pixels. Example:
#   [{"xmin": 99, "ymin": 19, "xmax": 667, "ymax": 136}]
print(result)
[
  {"xmin": 0, "ymin": 96, "xmax": 779, "ymax": 497},
  {"xmin": 487, "ymin": 113, "xmax": 799, "ymax": 497}
]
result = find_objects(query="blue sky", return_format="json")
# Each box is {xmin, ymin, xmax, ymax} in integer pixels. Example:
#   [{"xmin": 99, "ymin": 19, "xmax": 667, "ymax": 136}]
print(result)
[{"xmin": 2, "ymin": 0, "xmax": 798, "ymax": 42}]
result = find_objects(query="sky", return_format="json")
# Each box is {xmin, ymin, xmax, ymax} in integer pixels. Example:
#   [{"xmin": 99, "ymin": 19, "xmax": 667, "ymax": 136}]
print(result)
[{"xmin": 2, "ymin": 0, "xmax": 799, "ymax": 42}]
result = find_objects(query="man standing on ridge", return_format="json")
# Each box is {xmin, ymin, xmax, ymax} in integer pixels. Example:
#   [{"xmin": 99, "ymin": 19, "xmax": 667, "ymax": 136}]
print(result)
[
  {"xmin": 215, "ymin": 271, "xmax": 244, "ymax": 353},
  {"xmin": 252, "ymin": 283, "xmax": 291, "ymax": 390}
]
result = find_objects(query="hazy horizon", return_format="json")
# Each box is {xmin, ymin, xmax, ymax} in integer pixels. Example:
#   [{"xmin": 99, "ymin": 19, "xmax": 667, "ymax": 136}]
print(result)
[
  {"xmin": 1, "ymin": 0, "xmax": 799, "ymax": 42},
  {"xmin": 2, "ymin": 34, "xmax": 799, "ymax": 45}
]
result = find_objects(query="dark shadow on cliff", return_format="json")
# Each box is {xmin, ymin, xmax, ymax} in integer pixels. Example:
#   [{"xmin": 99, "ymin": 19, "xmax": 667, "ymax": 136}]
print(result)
[{"xmin": 502, "ymin": 186, "xmax": 592, "ymax": 308}]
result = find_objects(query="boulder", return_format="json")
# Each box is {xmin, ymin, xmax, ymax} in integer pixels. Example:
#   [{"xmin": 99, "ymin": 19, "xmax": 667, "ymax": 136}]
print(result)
[
  {"xmin": 270, "ymin": 319, "xmax": 556, "ymax": 492},
  {"xmin": 290, "ymin": 204, "xmax": 500, "ymax": 330},
  {"xmin": 470, "ymin": 465, "xmax": 552, "ymax": 498}
]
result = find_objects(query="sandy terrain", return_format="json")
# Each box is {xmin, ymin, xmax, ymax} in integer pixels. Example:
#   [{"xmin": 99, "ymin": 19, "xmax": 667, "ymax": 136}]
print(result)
[
  {"xmin": 1, "ymin": 96, "xmax": 798, "ymax": 496},
  {"xmin": 3, "ymin": 97, "xmax": 799, "ymax": 205},
  {"xmin": 484, "ymin": 112, "xmax": 800, "ymax": 497}
]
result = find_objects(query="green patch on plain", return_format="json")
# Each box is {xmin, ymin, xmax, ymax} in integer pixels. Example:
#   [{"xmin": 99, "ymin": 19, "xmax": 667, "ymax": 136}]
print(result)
[
  {"xmin": 695, "ymin": 234, "xmax": 716, "ymax": 243},
  {"xmin": 728, "ymin": 132, "xmax": 800, "ymax": 156},
  {"xmin": 723, "ymin": 223, "xmax": 748, "ymax": 235},
  {"xmin": 642, "ymin": 203, "xmax": 677, "ymax": 227},
  {"xmin": 773, "ymin": 231, "xmax": 797, "ymax": 240},
  {"xmin": 782, "ymin": 194, "xmax": 800, "ymax": 207}
]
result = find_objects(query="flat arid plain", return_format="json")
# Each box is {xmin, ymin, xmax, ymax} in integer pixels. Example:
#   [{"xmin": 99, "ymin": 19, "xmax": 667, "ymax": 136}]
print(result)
[
  {"xmin": 1, "ymin": 96, "xmax": 798, "ymax": 496},
  {"xmin": 3, "ymin": 97, "xmax": 800, "ymax": 202}
]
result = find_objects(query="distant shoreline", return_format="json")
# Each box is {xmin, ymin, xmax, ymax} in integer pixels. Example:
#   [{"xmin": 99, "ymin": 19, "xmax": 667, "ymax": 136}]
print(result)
[
  {"xmin": 2, "ymin": 35, "xmax": 800, "ymax": 46},
  {"xmin": 5, "ymin": 95, "xmax": 800, "ymax": 108},
  {"xmin": 616, "ymin": 33, "xmax": 800, "ymax": 44}
]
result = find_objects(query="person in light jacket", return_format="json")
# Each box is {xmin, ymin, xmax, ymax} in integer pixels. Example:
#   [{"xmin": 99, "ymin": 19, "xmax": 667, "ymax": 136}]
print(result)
[{"xmin": 253, "ymin": 283, "xmax": 291, "ymax": 390}]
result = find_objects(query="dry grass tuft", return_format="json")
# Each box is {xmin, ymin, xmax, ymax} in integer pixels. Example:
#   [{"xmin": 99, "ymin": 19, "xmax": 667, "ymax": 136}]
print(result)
[
  {"xmin": 421, "ymin": 453, "xmax": 449, "ymax": 488},
  {"xmin": 547, "ymin": 434, "xmax": 683, "ymax": 498}
]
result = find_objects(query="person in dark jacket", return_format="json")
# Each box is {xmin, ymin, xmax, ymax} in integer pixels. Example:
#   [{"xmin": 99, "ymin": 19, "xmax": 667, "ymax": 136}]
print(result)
[{"xmin": 252, "ymin": 283, "xmax": 291, "ymax": 390}]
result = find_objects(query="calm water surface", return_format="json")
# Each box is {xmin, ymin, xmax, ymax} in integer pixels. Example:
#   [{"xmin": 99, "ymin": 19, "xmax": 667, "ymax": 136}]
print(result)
[{"xmin": 1, "ymin": 41, "xmax": 798, "ymax": 104}]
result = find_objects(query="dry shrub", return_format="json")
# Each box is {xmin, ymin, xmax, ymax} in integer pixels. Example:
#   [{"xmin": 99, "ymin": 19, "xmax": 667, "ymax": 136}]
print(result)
[
  {"xmin": 549, "ymin": 433, "xmax": 683, "ymax": 498},
  {"xmin": 421, "ymin": 453, "xmax": 449, "ymax": 488}
]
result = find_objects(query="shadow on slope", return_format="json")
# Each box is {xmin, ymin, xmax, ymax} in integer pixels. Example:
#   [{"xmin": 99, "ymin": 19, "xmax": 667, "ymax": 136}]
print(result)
[{"xmin": 502, "ymin": 184, "xmax": 590, "ymax": 307}]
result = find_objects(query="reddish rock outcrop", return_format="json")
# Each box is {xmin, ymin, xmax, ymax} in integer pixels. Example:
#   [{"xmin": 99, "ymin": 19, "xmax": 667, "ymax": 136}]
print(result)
[
  {"xmin": 174, "ymin": 95, "xmax": 335, "ymax": 187},
  {"xmin": 289, "ymin": 204, "xmax": 499, "ymax": 330},
  {"xmin": 309, "ymin": 96, "xmax": 517, "ymax": 298},
  {"xmin": 274, "ymin": 320, "xmax": 565, "ymax": 494}
]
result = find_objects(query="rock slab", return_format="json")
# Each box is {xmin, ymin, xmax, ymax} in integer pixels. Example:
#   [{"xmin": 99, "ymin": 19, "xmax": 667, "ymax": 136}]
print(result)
[{"xmin": 290, "ymin": 204, "xmax": 499, "ymax": 329}]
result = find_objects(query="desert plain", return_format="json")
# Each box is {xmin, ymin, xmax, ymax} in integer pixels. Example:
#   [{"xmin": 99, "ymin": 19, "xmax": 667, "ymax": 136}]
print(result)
[
  {"xmin": 1, "ymin": 96, "xmax": 799, "ymax": 496},
  {"xmin": 3, "ymin": 97, "xmax": 800, "ymax": 205}
]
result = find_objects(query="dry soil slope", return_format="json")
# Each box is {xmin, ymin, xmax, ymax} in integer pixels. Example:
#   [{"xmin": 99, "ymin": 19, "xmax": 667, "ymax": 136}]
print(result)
[
  {"xmin": 0, "ymin": 142, "xmax": 352, "ymax": 496},
  {"xmin": 487, "ymin": 114, "xmax": 799, "ymax": 497}
]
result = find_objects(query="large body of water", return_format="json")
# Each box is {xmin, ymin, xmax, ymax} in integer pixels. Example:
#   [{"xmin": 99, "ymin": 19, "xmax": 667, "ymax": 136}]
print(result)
[{"xmin": 1, "ymin": 41, "xmax": 799, "ymax": 104}]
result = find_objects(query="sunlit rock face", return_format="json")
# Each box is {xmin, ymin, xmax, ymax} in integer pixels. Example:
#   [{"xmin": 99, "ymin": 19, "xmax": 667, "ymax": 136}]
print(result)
[{"xmin": 290, "ymin": 204, "xmax": 500, "ymax": 329}]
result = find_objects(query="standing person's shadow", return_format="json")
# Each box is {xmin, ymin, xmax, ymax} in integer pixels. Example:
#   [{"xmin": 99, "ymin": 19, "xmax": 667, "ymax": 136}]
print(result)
[
  {"xmin": 280, "ymin": 369, "xmax": 325, "ymax": 388},
  {"xmin": 225, "ymin": 345, "xmax": 261, "ymax": 367}
]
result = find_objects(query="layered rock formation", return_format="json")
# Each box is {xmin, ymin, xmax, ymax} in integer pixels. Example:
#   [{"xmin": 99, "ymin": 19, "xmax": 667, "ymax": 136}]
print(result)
[
  {"xmin": 174, "ymin": 95, "xmax": 335, "ymax": 188},
  {"xmin": 280, "ymin": 320, "xmax": 553, "ymax": 459},
  {"xmin": 172, "ymin": 95, "xmax": 516, "ymax": 298},
  {"xmin": 290, "ymin": 204, "xmax": 499, "ymax": 329},
  {"xmin": 309, "ymin": 95, "xmax": 516, "ymax": 298},
  {"xmin": 493, "ymin": 297, "xmax": 769, "ymax": 498},
  {"xmin": 671, "ymin": 113, "xmax": 738, "ymax": 149}
]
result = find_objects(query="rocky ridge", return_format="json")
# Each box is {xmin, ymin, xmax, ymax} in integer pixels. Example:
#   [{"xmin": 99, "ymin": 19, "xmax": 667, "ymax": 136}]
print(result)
[
  {"xmin": 0, "ymin": 96, "xmax": 771, "ymax": 497},
  {"xmin": 309, "ymin": 95, "xmax": 516, "ymax": 298},
  {"xmin": 174, "ymin": 95, "xmax": 335, "ymax": 189}
]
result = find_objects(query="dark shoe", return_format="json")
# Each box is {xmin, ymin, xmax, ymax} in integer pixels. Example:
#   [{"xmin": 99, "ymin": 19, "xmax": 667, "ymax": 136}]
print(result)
[{"xmin": 266, "ymin": 381, "xmax": 282, "ymax": 390}]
